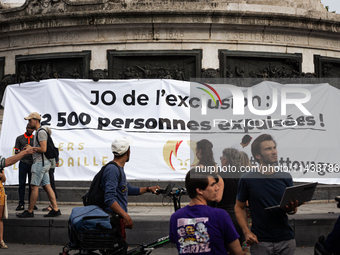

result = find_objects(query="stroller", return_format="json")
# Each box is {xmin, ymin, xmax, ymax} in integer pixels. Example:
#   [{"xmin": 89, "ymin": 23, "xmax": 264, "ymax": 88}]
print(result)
[{"xmin": 60, "ymin": 205, "xmax": 126, "ymax": 255}]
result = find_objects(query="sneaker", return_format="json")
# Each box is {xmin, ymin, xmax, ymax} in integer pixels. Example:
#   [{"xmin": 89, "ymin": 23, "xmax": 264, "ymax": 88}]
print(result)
[
  {"xmin": 0, "ymin": 240, "xmax": 8, "ymax": 249},
  {"xmin": 44, "ymin": 209, "xmax": 61, "ymax": 217},
  {"xmin": 16, "ymin": 210, "xmax": 34, "ymax": 218},
  {"xmin": 15, "ymin": 204, "xmax": 24, "ymax": 211}
]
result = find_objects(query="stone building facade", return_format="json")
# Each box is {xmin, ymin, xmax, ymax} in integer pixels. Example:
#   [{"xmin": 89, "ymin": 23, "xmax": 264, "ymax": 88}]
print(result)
[{"xmin": 1, "ymin": 0, "xmax": 340, "ymax": 93}]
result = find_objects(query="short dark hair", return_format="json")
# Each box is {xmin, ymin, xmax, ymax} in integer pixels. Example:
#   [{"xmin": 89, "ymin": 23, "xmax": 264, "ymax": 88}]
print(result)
[
  {"xmin": 242, "ymin": 134, "xmax": 252, "ymax": 144},
  {"xmin": 113, "ymin": 147, "xmax": 130, "ymax": 158},
  {"xmin": 251, "ymin": 134, "xmax": 276, "ymax": 163},
  {"xmin": 185, "ymin": 168, "xmax": 218, "ymax": 199}
]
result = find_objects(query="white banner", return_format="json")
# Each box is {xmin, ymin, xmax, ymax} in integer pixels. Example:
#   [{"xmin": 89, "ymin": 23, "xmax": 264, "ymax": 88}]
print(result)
[{"xmin": 0, "ymin": 79, "xmax": 339, "ymax": 184}]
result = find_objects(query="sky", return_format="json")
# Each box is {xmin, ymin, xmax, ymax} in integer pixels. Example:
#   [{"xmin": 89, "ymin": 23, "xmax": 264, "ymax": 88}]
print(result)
[{"xmin": 321, "ymin": 0, "xmax": 340, "ymax": 12}]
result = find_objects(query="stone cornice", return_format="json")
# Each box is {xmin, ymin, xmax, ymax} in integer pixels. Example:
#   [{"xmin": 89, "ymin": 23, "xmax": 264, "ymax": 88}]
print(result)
[
  {"xmin": 0, "ymin": 0, "xmax": 340, "ymax": 34},
  {"xmin": 2, "ymin": 10, "xmax": 340, "ymax": 35}
]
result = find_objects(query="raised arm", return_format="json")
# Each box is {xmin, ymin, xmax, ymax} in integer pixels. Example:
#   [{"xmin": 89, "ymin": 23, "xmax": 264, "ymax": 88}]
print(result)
[{"xmin": 4, "ymin": 146, "xmax": 35, "ymax": 167}]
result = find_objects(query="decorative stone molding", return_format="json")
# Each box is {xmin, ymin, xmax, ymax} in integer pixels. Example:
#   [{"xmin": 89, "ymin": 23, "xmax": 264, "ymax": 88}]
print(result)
[
  {"xmin": 26, "ymin": 0, "xmax": 64, "ymax": 15},
  {"xmin": 314, "ymin": 55, "xmax": 340, "ymax": 78},
  {"xmin": 107, "ymin": 50, "xmax": 202, "ymax": 81},
  {"xmin": 89, "ymin": 69, "xmax": 108, "ymax": 81},
  {"xmin": 0, "ymin": 0, "xmax": 328, "ymax": 12},
  {"xmin": 301, "ymin": 72, "xmax": 316, "ymax": 78},
  {"xmin": 15, "ymin": 50, "xmax": 91, "ymax": 83},
  {"xmin": 201, "ymin": 68, "xmax": 219, "ymax": 79},
  {"xmin": 219, "ymin": 51, "xmax": 302, "ymax": 78},
  {"xmin": 0, "ymin": 0, "xmax": 337, "ymax": 35},
  {"xmin": 0, "ymin": 74, "xmax": 15, "ymax": 85},
  {"xmin": 0, "ymin": 0, "xmax": 339, "ymax": 79}
]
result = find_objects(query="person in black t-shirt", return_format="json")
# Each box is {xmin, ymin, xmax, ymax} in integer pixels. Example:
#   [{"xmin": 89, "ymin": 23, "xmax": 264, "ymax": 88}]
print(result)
[
  {"xmin": 324, "ymin": 214, "xmax": 340, "ymax": 254},
  {"xmin": 14, "ymin": 124, "xmax": 36, "ymax": 211},
  {"xmin": 235, "ymin": 134, "xmax": 300, "ymax": 255},
  {"xmin": 216, "ymin": 148, "xmax": 245, "ymax": 245}
]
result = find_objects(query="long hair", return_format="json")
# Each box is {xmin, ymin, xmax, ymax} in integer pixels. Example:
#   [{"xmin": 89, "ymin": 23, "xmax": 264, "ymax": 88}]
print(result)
[
  {"xmin": 222, "ymin": 148, "xmax": 241, "ymax": 171},
  {"xmin": 196, "ymin": 139, "xmax": 215, "ymax": 167},
  {"xmin": 239, "ymin": 151, "xmax": 251, "ymax": 167}
]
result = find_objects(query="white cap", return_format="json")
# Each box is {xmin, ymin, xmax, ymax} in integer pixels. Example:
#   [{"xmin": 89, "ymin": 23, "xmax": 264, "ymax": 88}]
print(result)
[{"xmin": 111, "ymin": 136, "xmax": 134, "ymax": 156}]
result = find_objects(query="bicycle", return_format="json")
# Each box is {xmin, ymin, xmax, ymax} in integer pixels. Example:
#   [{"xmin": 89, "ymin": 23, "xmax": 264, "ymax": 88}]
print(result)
[{"xmin": 126, "ymin": 182, "xmax": 187, "ymax": 255}]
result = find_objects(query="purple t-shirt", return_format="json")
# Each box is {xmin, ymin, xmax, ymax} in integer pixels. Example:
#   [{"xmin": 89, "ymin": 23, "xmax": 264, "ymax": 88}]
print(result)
[{"xmin": 169, "ymin": 205, "xmax": 239, "ymax": 254}]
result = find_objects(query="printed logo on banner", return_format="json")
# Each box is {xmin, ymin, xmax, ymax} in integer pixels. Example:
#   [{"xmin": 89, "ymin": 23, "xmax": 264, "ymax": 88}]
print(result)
[
  {"xmin": 163, "ymin": 140, "xmax": 197, "ymax": 171},
  {"xmin": 198, "ymin": 83, "xmax": 312, "ymax": 116},
  {"xmin": 196, "ymin": 83, "xmax": 222, "ymax": 116}
]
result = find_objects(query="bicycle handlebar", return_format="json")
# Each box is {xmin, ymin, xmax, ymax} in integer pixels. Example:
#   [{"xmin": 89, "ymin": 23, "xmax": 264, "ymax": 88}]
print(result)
[
  {"xmin": 155, "ymin": 187, "xmax": 187, "ymax": 196},
  {"xmin": 174, "ymin": 188, "xmax": 187, "ymax": 196},
  {"xmin": 155, "ymin": 183, "xmax": 188, "ymax": 212},
  {"xmin": 155, "ymin": 188, "xmax": 164, "ymax": 195}
]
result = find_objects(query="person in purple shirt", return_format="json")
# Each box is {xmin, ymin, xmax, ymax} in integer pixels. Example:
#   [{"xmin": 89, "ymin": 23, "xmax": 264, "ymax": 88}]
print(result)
[
  {"xmin": 169, "ymin": 169, "xmax": 243, "ymax": 255},
  {"xmin": 101, "ymin": 136, "xmax": 160, "ymax": 251}
]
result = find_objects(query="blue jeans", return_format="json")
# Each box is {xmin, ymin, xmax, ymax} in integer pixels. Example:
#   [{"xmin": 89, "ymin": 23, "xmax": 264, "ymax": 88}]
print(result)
[
  {"xmin": 18, "ymin": 161, "xmax": 32, "ymax": 206},
  {"xmin": 31, "ymin": 160, "xmax": 51, "ymax": 187}
]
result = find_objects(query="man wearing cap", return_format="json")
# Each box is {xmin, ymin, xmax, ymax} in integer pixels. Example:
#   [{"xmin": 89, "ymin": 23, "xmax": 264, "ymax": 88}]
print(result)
[
  {"xmin": 17, "ymin": 112, "xmax": 61, "ymax": 218},
  {"xmin": 14, "ymin": 124, "xmax": 37, "ymax": 211},
  {"xmin": 102, "ymin": 136, "xmax": 160, "ymax": 245}
]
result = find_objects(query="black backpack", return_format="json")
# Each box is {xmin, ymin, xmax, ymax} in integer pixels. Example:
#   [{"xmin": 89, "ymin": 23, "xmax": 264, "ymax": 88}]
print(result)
[
  {"xmin": 82, "ymin": 161, "xmax": 122, "ymax": 209},
  {"xmin": 36, "ymin": 128, "xmax": 59, "ymax": 163}
]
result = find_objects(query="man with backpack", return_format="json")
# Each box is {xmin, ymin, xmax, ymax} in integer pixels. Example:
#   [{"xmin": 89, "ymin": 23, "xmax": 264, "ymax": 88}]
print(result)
[
  {"xmin": 17, "ymin": 112, "xmax": 61, "ymax": 218},
  {"xmin": 102, "ymin": 136, "xmax": 160, "ymax": 244}
]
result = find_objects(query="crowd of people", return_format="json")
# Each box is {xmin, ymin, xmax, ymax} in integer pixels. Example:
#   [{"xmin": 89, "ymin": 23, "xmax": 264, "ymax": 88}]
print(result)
[
  {"xmin": 0, "ymin": 112, "xmax": 62, "ymax": 249},
  {"xmin": 1, "ymin": 111, "xmax": 338, "ymax": 254},
  {"xmin": 1, "ymin": 112, "xmax": 161, "ymax": 252},
  {"xmin": 170, "ymin": 134, "xmax": 301, "ymax": 255}
]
